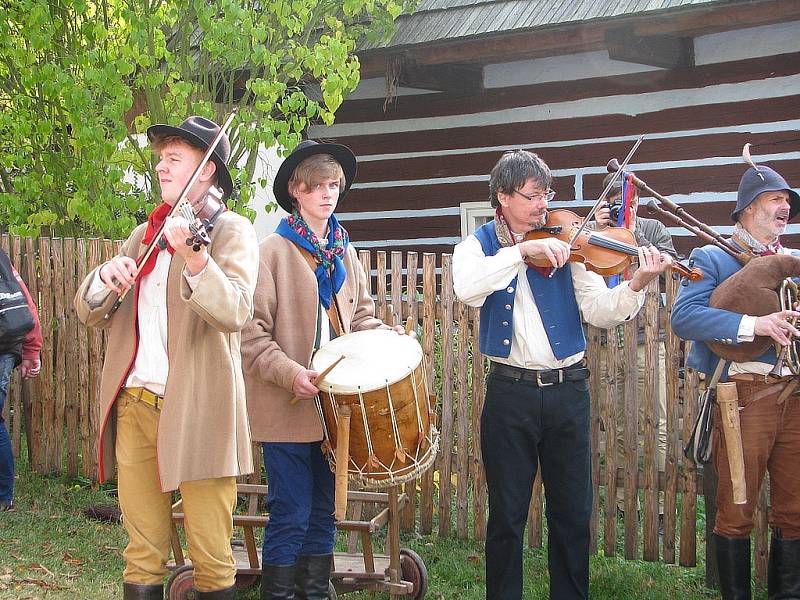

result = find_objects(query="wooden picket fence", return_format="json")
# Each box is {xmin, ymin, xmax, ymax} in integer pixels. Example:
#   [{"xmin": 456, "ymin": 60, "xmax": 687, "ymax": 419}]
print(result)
[{"xmin": 0, "ymin": 237, "xmax": 773, "ymax": 576}]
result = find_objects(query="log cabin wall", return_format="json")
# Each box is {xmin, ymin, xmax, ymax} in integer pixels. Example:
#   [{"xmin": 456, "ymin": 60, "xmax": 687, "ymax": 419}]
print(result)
[{"xmin": 310, "ymin": 7, "xmax": 800, "ymax": 261}]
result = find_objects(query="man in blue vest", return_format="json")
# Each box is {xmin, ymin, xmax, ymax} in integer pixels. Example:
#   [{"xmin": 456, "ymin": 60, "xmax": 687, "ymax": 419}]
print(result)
[
  {"xmin": 672, "ymin": 164, "xmax": 800, "ymax": 600},
  {"xmin": 453, "ymin": 149, "xmax": 672, "ymax": 600}
]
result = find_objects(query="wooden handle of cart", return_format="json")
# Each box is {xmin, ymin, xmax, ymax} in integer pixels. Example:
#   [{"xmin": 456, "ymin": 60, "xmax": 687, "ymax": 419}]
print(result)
[
  {"xmin": 289, "ymin": 355, "xmax": 345, "ymax": 406},
  {"xmin": 334, "ymin": 405, "xmax": 352, "ymax": 521},
  {"xmin": 716, "ymin": 382, "xmax": 747, "ymax": 505}
]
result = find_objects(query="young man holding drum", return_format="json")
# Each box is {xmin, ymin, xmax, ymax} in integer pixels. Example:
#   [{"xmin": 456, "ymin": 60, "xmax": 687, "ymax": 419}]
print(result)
[{"xmin": 241, "ymin": 140, "xmax": 402, "ymax": 600}]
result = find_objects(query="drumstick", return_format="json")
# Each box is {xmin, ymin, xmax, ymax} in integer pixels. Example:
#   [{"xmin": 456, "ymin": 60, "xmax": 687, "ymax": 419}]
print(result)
[{"xmin": 289, "ymin": 355, "xmax": 345, "ymax": 405}]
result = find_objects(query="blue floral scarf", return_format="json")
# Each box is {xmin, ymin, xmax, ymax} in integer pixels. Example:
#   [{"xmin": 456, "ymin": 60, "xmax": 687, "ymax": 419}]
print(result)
[{"xmin": 276, "ymin": 210, "xmax": 349, "ymax": 308}]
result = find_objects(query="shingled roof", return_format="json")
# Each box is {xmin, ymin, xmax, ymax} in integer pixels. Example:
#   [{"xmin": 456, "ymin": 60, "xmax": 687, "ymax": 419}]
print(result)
[{"xmin": 363, "ymin": 0, "xmax": 731, "ymax": 50}]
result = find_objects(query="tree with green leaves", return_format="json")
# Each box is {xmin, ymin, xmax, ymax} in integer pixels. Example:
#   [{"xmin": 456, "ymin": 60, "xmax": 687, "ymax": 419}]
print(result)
[{"xmin": 0, "ymin": 0, "xmax": 413, "ymax": 238}]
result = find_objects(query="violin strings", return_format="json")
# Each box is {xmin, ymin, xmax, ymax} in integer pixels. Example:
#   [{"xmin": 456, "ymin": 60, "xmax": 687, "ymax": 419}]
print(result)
[{"xmin": 586, "ymin": 233, "xmax": 637, "ymax": 256}]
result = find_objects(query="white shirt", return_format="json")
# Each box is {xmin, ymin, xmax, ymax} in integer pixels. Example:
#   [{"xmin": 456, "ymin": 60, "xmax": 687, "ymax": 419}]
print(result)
[
  {"xmin": 86, "ymin": 251, "xmax": 203, "ymax": 395},
  {"xmin": 453, "ymin": 235, "xmax": 645, "ymax": 370}
]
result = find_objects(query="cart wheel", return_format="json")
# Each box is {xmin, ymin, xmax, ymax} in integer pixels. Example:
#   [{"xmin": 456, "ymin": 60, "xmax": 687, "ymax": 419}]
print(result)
[
  {"xmin": 234, "ymin": 573, "xmax": 261, "ymax": 590},
  {"xmin": 399, "ymin": 548, "xmax": 428, "ymax": 599},
  {"xmin": 328, "ymin": 580, "xmax": 338, "ymax": 600},
  {"xmin": 166, "ymin": 565, "xmax": 198, "ymax": 600}
]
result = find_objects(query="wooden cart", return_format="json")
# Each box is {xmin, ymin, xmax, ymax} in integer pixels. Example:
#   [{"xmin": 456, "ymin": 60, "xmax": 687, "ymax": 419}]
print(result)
[{"xmin": 165, "ymin": 483, "xmax": 428, "ymax": 599}]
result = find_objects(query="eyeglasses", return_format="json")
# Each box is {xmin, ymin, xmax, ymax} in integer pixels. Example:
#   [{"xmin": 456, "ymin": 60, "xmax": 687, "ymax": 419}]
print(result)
[{"xmin": 511, "ymin": 188, "xmax": 556, "ymax": 203}]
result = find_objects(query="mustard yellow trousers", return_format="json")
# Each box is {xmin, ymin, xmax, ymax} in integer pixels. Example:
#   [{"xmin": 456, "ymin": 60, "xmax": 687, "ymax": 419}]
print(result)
[{"xmin": 115, "ymin": 393, "xmax": 237, "ymax": 591}]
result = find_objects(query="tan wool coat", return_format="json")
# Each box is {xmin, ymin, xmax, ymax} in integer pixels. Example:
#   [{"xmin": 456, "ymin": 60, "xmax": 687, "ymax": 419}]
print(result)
[
  {"xmin": 74, "ymin": 211, "xmax": 259, "ymax": 492},
  {"xmin": 241, "ymin": 234, "xmax": 383, "ymax": 442}
]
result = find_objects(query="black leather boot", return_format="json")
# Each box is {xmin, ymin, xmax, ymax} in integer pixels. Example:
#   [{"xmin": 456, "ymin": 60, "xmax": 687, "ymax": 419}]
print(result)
[
  {"xmin": 196, "ymin": 586, "xmax": 237, "ymax": 599},
  {"xmin": 123, "ymin": 582, "xmax": 163, "ymax": 600},
  {"xmin": 715, "ymin": 534, "xmax": 752, "ymax": 600},
  {"xmin": 768, "ymin": 533, "xmax": 800, "ymax": 600},
  {"xmin": 295, "ymin": 554, "xmax": 333, "ymax": 600},
  {"xmin": 261, "ymin": 563, "xmax": 296, "ymax": 600}
]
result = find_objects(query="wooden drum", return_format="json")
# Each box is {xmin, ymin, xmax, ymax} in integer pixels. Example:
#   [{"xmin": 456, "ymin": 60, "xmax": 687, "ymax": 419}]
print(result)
[{"xmin": 311, "ymin": 329, "xmax": 439, "ymax": 489}]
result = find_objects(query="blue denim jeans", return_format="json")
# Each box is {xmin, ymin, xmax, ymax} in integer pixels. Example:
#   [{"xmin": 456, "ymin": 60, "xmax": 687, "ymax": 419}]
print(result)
[
  {"xmin": 0, "ymin": 353, "xmax": 18, "ymax": 504},
  {"xmin": 261, "ymin": 442, "xmax": 336, "ymax": 566}
]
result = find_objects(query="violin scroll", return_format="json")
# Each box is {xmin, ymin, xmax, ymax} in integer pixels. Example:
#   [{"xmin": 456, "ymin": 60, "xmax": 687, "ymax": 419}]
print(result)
[{"xmin": 181, "ymin": 186, "xmax": 226, "ymax": 252}]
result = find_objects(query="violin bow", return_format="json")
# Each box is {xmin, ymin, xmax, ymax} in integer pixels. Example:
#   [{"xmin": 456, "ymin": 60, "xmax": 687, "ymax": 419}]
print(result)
[
  {"xmin": 568, "ymin": 134, "xmax": 644, "ymax": 247},
  {"xmin": 103, "ymin": 109, "xmax": 238, "ymax": 320}
]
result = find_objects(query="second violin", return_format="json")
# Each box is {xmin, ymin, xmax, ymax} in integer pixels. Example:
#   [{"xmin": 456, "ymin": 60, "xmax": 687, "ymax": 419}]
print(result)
[{"xmin": 524, "ymin": 209, "xmax": 703, "ymax": 282}]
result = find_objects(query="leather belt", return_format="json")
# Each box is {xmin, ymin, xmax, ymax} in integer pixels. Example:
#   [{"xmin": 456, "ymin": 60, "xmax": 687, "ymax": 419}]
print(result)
[
  {"xmin": 489, "ymin": 361, "xmax": 590, "ymax": 387},
  {"xmin": 122, "ymin": 387, "xmax": 164, "ymax": 410}
]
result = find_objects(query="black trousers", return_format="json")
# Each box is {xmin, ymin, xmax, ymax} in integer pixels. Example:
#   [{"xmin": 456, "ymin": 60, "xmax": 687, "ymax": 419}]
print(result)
[{"xmin": 481, "ymin": 370, "xmax": 592, "ymax": 600}]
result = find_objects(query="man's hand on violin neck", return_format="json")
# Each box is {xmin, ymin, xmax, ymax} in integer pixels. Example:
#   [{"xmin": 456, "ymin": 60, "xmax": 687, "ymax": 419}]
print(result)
[
  {"xmin": 628, "ymin": 246, "xmax": 672, "ymax": 292},
  {"xmin": 755, "ymin": 309, "xmax": 800, "ymax": 347},
  {"xmin": 519, "ymin": 237, "xmax": 571, "ymax": 268},
  {"xmin": 163, "ymin": 215, "xmax": 209, "ymax": 275}
]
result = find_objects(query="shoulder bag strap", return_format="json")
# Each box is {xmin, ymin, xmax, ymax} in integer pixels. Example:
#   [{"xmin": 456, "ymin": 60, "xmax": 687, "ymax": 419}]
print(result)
[{"xmin": 295, "ymin": 245, "xmax": 343, "ymax": 337}]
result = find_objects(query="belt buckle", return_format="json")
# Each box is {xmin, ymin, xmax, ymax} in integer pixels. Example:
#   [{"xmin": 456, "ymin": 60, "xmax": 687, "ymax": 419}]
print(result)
[{"xmin": 536, "ymin": 370, "xmax": 562, "ymax": 387}]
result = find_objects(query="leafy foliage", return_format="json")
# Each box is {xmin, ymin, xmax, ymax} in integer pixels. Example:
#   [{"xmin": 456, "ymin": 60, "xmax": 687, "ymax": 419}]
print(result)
[{"xmin": 0, "ymin": 0, "xmax": 414, "ymax": 237}]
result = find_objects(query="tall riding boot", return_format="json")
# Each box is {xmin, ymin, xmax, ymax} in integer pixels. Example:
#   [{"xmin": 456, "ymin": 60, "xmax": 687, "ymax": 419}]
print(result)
[
  {"xmin": 715, "ymin": 533, "xmax": 752, "ymax": 600},
  {"xmin": 123, "ymin": 582, "xmax": 163, "ymax": 600},
  {"xmin": 768, "ymin": 533, "xmax": 800, "ymax": 600},
  {"xmin": 294, "ymin": 555, "xmax": 309, "ymax": 600},
  {"xmin": 296, "ymin": 554, "xmax": 333, "ymax": 600},
  {"xmin": 196, "ymin": 586, "xmax": 237, "ymax": 599},
  {"xmin": 261, "ymin": 563, "xmax": 296, "ymax": 600}
]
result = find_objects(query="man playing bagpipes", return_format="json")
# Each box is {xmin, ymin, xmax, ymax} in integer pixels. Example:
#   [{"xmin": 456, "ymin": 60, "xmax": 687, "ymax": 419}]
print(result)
[{"xmin": 672, "ymin": 161, "xmax": 800, "ymax": 600}]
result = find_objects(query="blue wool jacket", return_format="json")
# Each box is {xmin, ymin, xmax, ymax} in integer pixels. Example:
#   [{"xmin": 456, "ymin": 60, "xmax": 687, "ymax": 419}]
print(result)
[
  {"xmin": 473, "ymin": 222, "xmax": 585, "ymax": 360},
  {"xmin": 671, "ymin": 244, "xmax": 800, "ymax": 380}
]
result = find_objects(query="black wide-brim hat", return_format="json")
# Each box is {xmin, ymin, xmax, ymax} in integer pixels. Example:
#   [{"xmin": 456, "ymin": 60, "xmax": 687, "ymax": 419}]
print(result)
[
  {"xmin": 731, "ymin": 165, "xmax": 800, "ymax": 222},
  {"xmin": 273, "ymin": 140, "xmax": 357, "ymax": 213},
  {"xmin": 147, "ymin": 116, "xmax": 234, "ymax": 198}
]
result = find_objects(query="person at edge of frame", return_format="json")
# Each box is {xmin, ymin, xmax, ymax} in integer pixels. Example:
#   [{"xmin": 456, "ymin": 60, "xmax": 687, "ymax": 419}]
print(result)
[
  {"xmin": 0, "ymin": 250, "xmax": 43, "ymax": 512},
  {"xmin": 590, "ymin": 170, "xmax": 677, "ymax": 527},
  {"xmin": 671, "ymin": 163, "xmax": 800, "ymax": 600},
  {"xmin": 240, "ymin": 140, "xmax": 406, "ymax": 600},
  {"xmin": 452, "ymin": 149, "xmax": 673, "ymax": 600},
  {"xmin": 73, "ymin": 116, "xmax": 259, "ymax": 600}
]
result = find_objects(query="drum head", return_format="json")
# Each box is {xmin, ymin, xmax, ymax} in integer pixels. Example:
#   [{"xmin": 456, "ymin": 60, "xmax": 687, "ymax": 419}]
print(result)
[{"xmin": 311, "ymin": 329, "xmax": 423, "ymax": 394}]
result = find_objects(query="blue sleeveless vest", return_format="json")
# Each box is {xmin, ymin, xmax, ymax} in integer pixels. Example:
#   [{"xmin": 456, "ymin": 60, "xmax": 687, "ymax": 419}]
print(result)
[{"xmin": 473, "ymin": 221, "xmax": 585, "ymax": 360}]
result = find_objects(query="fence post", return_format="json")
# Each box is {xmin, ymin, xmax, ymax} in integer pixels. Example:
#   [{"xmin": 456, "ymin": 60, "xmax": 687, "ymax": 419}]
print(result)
[{"xmin": 419, "ymin": 253, "xmax": 436, "ymax": 535}]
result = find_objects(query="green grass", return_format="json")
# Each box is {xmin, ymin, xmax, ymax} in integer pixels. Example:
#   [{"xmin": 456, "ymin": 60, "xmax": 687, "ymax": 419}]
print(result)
[
  {"xmin": 1, "ymin": 459, "xmax": 745, "ymax": 600},
  {"xmin": 0, "ymin": 461, "xmax": 126, "ymax": 599}
]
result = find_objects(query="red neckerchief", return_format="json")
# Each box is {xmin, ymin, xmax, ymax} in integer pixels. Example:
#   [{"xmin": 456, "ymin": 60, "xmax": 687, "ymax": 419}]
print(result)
[
  {"xmin": 138, "ymin": 203, "xmax": 175, "ymax": 278},
  {"xmin": 759, "ymin": 239, "xmax": 783, "ymax": 256}
]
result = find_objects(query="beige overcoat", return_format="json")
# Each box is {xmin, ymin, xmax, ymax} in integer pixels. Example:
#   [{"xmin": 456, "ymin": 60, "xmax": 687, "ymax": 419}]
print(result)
[
  {"xmin": 241, "ymin": 234, "xmax": 383, "ymax": 442},
  {"xmin": 74, "ymin": 211, "xmax": 258, "ymax": 492}
]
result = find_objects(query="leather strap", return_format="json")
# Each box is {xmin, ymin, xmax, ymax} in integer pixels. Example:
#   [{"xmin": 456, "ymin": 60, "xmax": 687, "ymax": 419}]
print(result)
[
  {"xmin": 296, "ymin": 246, "xmax": 343, "ymax": 337},
  {"xmin": 489, "ymin": 361, "xmax": 590, "ymax": 386}
]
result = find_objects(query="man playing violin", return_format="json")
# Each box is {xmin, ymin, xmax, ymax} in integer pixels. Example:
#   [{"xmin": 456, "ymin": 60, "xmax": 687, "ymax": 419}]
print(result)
[
  {"xmin": 672, "ymin": 165, "xmax": 800, "ymax": 600},
  {"xmin": 593, "ymin": 171, "xmax": 677, "ymax": 526},
  {"xmin": 453, "ymin": 149, "xmax": 672, "ymax": 600},
  {"xmin": 74, "ymin": 116, "xmax": 259, "ymax": 600}
]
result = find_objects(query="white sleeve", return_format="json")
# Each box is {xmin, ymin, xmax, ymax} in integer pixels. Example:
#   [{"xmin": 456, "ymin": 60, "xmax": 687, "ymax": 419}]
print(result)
[
  {"xmin": 452, "ymin": 236, "xmax": 525, "ymax": 307},
  {"xmin": 571, "ymin": 263, "xmax": 645, "ymax": 329}
]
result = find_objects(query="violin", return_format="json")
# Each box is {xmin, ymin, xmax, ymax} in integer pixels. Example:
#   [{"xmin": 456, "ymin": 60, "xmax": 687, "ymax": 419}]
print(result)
[
  {"xmin": 524, "ymin": 209, "xmax": 703, "ymax": 282},
  {"xmin": 178, "ymin": 186, "xmax": 226, "ymax": 251},
  {"xmin": 103, "ymin": 109, "xmax": 237, "ymax": 319}
]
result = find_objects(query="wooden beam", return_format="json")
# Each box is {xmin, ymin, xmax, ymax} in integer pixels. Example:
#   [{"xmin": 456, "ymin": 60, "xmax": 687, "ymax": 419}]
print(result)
[
  {"xmin": 605, "ymin": 27, "xmax": 694, "ymax": 69},
  {"xmin": 357, "ymin": 0, "xmax": 800, "ymax": 77},
  {"xmin": 397, "ymin": 58, "xmax": 483, "ymax": 93}
]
